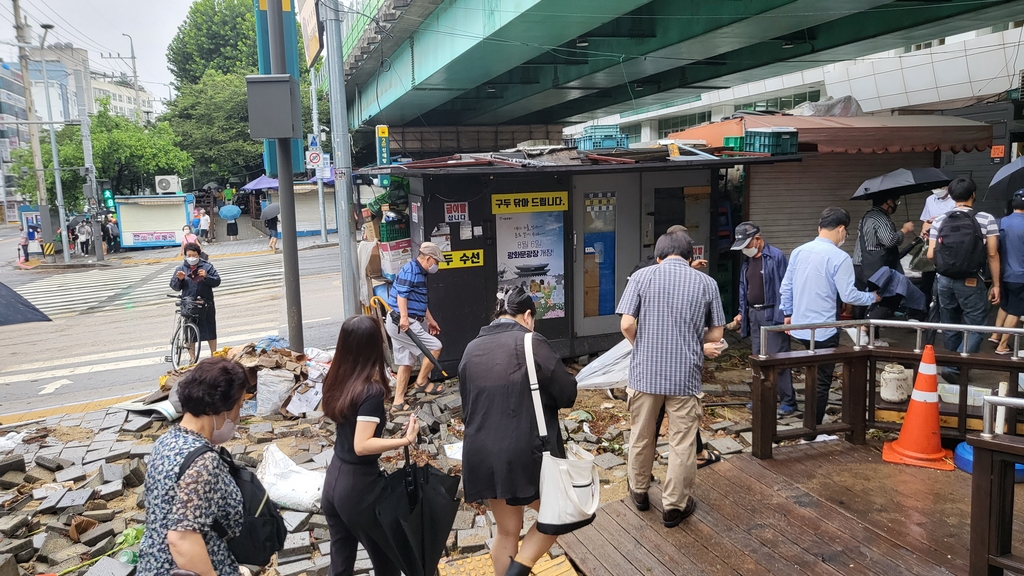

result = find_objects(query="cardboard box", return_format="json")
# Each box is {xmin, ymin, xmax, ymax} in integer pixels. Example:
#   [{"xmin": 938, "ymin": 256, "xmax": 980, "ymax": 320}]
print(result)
[
  {"xmin": 363, "ymin": 216, "xmax": 381, "ymax": 242},
  {"xmin": 380, "ymin": 239, "xmax": 412, "ymax": 281},
  {"xmin": 366, "ymin": 244, "xmax": 382, "ymax": 277}
]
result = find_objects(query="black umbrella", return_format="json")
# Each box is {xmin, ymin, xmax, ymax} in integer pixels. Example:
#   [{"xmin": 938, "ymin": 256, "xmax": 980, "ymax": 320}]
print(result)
[
  {"xmin": 0, "ymin": 282, "xmax": 50, "ymax": 326},
  {"xmin": 68, "ymin": 215, "xmax": 88, "ymax": 227},
  {"xmin": 989, "ymin": 156, "xmax": 1024, "ymax": 201},
  {"xmin": 260, "ymin": 203, "xmax": 281, "ymax": 220},
  {"xmin": 851, "ymin": 167, "xmax": 950, "ymax": 200},
  {"xmin": 202, "ymin": 181, "xmax": 221, "ymax": 190},
  {"xmin": 369, "ymin": 446, "xmax": 461, "ymax": 576}
]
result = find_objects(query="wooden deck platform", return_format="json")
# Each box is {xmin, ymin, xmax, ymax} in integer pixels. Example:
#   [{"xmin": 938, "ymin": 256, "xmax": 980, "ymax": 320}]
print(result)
[{"xmin": 559, "ymin": 440, "xmax": 1024, "ymax": 576}]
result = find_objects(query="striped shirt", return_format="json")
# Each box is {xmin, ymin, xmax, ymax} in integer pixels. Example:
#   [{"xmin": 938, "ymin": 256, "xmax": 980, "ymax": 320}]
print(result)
[
  {"xmin": 616, "ymin": 258, "xmax": 726, "ymax": 397},
  {"xmin": 928, "ymin": 207, "xmax": 999, "ymax": 241},
  {"xmin": 853, "ymin": 207, "xmax": 908, "ymax": 265},
  {"xmin": 387, "ymin": 259, "xmax": 429, "ymax": 318}
]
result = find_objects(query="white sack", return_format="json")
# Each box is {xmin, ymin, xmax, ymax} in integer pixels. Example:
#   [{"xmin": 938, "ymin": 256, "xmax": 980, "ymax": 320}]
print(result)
[
  {"xmin": 256, "ymin": 368, "xmax": 296, "ymax": 417},
  {"xmin": 256, "ymin": 444, "xmax": 325, "ymax": 512},
  {"xmin": 575, "ymin": 339, "xmax": 632, "ymax": 390}
]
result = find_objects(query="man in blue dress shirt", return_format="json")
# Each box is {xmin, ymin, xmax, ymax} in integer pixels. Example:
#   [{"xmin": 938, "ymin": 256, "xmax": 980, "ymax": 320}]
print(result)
[{"xmin": 781, "ymin": 207, "xmax": 878, "ymax": 427}]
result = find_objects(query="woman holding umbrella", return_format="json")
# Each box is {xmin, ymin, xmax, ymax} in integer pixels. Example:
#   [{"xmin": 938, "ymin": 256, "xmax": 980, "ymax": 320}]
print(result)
[
  {"xmin": 263, "ymin": 203, "xmax": 281, "ymax": 251},
  {"xmin": 458, "ymin": 287, "xmax": 578, "ymax": 576},
  {"xmin": 321, "ymin": 315, "xmax": 418, "ymax": 576}
]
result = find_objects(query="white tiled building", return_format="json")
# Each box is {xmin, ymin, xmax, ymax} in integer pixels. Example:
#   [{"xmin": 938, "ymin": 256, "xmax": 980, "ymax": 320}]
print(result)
[{"xmin": 91, "ymin": 75, "xmax": 155, "ymax": 123}]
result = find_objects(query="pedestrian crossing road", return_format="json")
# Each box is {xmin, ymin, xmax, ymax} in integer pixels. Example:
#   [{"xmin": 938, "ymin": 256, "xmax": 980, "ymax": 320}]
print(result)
[{"xmin": 15, "ymin": 253, "xmax": 285, "ymax": 317}]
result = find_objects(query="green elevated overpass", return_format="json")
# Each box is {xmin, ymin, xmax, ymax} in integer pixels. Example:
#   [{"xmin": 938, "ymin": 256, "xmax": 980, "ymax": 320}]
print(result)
[{"xmin": 339, "ymin": 0, "xmax": 1024, "ymax": 130}]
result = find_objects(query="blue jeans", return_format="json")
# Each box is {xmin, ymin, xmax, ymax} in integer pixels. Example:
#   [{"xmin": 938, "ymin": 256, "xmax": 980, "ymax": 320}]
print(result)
[{"xmin": 936, "ymin": 274, "xmax": 990, "ymax": 355}]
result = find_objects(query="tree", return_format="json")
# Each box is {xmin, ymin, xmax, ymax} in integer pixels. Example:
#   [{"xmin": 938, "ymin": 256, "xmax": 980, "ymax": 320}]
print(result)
[
  {"xmin": 11, "ymin": 101, "xmax": 193, "ymax": 210},
  {"xmin": 167, "ymin": 0, "xmax": 258, "ymax": 87},
  {"xmin": 162, "ymin": 70, "xmax": 264, "ymax": 185}
]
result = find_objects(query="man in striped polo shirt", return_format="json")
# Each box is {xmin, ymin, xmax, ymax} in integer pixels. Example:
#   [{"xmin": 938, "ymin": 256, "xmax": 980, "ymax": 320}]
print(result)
[{"xmin": 386, "ymin": 242, "xmax": 445, "ymax": 412}]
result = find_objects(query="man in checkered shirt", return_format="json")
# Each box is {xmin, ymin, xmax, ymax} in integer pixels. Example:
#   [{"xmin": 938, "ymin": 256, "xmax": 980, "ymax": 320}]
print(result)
[{"xmin": 616, "ymin": 230, "xmax": 726, "ymax": 528}]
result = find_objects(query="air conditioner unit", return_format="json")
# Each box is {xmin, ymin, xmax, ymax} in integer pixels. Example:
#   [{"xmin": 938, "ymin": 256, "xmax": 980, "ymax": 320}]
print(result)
[{"xmin": 155, "ymin": 175, "xmax": 181, "ymax": 194}]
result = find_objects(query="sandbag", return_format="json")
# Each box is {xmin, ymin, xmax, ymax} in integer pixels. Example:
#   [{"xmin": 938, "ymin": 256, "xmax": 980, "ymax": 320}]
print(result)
[
  {"xmin": 256, "ymin": 444, "xmax": 325, "ymax": 512},
  {"xmin": 256, "ymin": 369, "xmax": 296, "ymax": 417},
  {"xmin": 575, "ymin": 339, "xmax": 632, "ymax": 390}
]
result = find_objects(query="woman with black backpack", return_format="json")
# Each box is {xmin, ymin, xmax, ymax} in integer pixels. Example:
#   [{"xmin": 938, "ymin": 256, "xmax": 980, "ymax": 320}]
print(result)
[{"xmin": 321, "ymin": 316, "xmax": 419, "ymax": 576}]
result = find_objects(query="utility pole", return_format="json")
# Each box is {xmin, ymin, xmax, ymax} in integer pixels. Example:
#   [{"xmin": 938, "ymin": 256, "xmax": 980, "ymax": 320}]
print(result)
[
  {"xmin": 74, "ymin": 69, "xmax": 101, "ymax": 261},
  {"xmin": 12, "ymin": 0, "xmax": 49, "ymax": 234},
  {"xmin": 267, "ymin": 0, "xmax": 304, "ymax": 351},
  {"xmin": 323, "ymin": 2, "xmax": 360, "ymax": 319},
  {"xmin": 310, "ymin": 69, "xmax": 327, "ymax": 243},
  {"xmin": 122, "ymin": 34, "xmax": 141, "ymax": 123},
  {"xmin": 39, "ymin": 24, "xmax": 69, "ymax": 263}
]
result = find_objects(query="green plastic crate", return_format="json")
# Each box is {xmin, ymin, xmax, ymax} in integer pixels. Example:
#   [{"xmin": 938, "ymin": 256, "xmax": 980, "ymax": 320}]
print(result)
[
  {"xmin": 744, "ymin": 128, "xmax": 798, "ymax": 155},
  {"xmin": 722, "ymin": 136, "xmax": 744, "ymax": 151}
]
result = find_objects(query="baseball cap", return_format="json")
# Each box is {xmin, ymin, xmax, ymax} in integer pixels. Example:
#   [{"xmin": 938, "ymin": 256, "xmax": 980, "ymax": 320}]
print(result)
[
  {"xmin": 418, "ymin": 242, "xmax": 444, "ymax": 261},
  {"xmin": 730, "ymin": 221, "xmax": 760, "ymax": 250},
  {"xmin": 1014, "ymin": 188, "xmax": 1024, "ymax": 200}
]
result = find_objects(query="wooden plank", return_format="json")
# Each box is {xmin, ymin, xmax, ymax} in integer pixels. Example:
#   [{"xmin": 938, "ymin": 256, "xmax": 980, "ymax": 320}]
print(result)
[
  {"xmin": 649, "ymin": 485, "xmax": 774, "ymax": 576},
  {"xmin": 613, "ymin": 497, "xmax": 740, "ymax": 576},
  {"xmin": 600, "ymin": 501, "xmax": 705, "ymax": 576},
  {"xmin": 557, "ymin": 532, "xmax": 614, "ymax": 576},
  {"xmin": 586, "ymin": 509, "xmax": 677, "ymax": 576},
  {"xmin": 571, "ymin": 513, "xmax": 651, "ymax": 576},
  {"xmin": 731, "ymin": 450, "xmax": 963, "ymax": 575}
]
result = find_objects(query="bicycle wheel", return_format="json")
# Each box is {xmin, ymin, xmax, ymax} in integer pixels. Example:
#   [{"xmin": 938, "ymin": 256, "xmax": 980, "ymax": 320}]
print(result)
[{"xmin": 171, "ymin": 322, "xmax": 201, "ymax": 370}]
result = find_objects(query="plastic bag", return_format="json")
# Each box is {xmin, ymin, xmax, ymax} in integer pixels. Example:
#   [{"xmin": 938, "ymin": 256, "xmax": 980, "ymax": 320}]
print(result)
[
  {"xmin": 0, "ymin": 432, "xmax": 27, "ymax": 455},
  {"xmin": 575, "ymin": 339, "xmax": 632, "ymax": 389},
  {"xmin": 256, "ymin": 369, "xmax": 297, "ymax": 417},
  {"xmin": 256, "ymin": 444, "xmax": 325, "ymax": 512},
  {"xmin": 304, "ymin": 348, "xmax": 334, "ymax": 363},
  {"xmin": 255, "ymin": 336, "xmax": 289, "ymax": 352}
]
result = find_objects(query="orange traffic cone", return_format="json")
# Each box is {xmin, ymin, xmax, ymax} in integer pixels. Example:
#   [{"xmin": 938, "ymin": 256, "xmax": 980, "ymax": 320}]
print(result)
[{"xmin": 882, "ymin": 345, "xmax": 954, "ymax": 470}]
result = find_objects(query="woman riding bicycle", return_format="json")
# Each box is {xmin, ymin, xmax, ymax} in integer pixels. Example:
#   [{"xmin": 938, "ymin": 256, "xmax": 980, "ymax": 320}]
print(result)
[{"xmin": 170, "ymin": 242, "xmax": 221, "ymax": 361}]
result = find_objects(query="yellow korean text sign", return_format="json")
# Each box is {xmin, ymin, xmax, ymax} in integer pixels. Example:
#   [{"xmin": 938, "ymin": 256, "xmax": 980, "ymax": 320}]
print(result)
[
  {"xmin": 438, "ymin": 250, "xmax": 484, "ymax": 270},
  {"xmin": 492, "ymin": 191, "xmax": 568, "ymax": 214}
]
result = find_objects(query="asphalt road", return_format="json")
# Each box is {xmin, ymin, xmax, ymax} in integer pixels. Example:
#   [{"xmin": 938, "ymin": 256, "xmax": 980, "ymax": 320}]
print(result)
[{"xmin": 0, "ymin": 246, "xmax": 355, "ymax": 416}]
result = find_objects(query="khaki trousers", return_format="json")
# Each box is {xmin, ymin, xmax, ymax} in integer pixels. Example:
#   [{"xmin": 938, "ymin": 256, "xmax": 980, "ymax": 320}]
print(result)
[{"xmin": 627, "ymin": 389, "xmax": 699, "ymax": 511}]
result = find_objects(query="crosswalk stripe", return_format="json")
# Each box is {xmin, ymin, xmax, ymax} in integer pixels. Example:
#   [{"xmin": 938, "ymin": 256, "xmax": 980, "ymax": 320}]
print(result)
[{"xmin": 14, "ymin": 255, "xmax": 288, "ymax": 317}]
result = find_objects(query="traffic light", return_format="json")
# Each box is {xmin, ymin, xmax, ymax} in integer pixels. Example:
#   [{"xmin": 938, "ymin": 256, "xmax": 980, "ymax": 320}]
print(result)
[{"xmin": 98, "ymin": 180, "xmax": 114, "ymax": 209}]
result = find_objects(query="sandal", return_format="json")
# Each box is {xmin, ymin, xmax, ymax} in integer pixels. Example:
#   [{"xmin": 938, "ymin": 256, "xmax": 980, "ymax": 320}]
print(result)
[
  {"xmin": 421, "ymin": 382, "xmax": 445, "ymax": 396},
  {"xmin": 995, "ymin": 348, "xmax": 1013, "ymax": 355},
  {"xmin": 390, "ymin": 402, "xmax": 414, "ymax": 414},
  {"xmin": 697, "ymin": 449, "xmax": 722, "ymax": 469}
]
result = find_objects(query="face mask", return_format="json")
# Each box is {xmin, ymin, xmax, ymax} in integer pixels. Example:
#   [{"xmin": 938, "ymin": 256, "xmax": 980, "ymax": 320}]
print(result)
[
  {"xmin": 211, "ymin": 413, "xmax": 237, "ymax": 445},
  {"xmin": 837, "ymin": 228, "xmax": 847, "ymax": 248},
  {"xmin": 933, "ymin": 189, "xmax": 947, "ymax": 197},
  {"xmin": 427, "ymin": 263, "xmax": 439, "ymax": 274},
  {"xmin": 741, "ymin": 246, "xmax": 758, "ymax": 258},
  {"xmin": 185, "ymin": 256, "xmax": 200, "ymax": 266}
]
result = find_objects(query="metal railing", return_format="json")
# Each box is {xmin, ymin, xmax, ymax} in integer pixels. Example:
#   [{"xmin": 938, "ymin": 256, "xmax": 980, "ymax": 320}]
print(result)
[
  {"xmin": 980, "ymin": 395, "xmax": 1024, "ymax": 439},
  {"xmin": 759, "ymin": 319, "xmax": 1024, "ymax": 359}
]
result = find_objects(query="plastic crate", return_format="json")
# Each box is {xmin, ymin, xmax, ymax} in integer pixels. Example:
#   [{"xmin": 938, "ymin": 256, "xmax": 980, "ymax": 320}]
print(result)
[
  {"xmin": 722, "ymin": 136, "xmax": 744, "ymax": 151},
  {"xmin": 380, "ymin": 220, "xmax": 409, "ymax": 243},
  {"xmin": 576, "ymin": 135, "xmax": 630, "ymax": 151},
  {"xmin": 583, "ymin": 125, "xmax": 624, "ymax": 137},
  {"xmin": 744, "ymin": 128, "xmax": 798, "ymax": 155}
]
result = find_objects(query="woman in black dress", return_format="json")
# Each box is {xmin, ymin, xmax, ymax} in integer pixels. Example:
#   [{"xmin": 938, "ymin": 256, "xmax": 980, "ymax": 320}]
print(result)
[
  {"xmin": 458, "ymin": 287, "xmax": 577, "ymax": 576},
  {"xmin": 321, "ymin": 315, "xmax": 418, "ymax": 576},
  {"xmin": 266, "ymin": 215, "xmax": 278, "ymax": 250}
]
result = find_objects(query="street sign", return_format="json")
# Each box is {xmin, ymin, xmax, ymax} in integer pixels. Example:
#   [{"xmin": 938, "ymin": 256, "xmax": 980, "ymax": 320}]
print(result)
[
  {"xmin": 305, "ymin": 150, "xmax": 323, "ymax": 168},
  {"xmin": 308, "ymin": 133, "xmax": 320, "ymax": 150},
  {"xmin": 376, "ymin": 125, "xmax": 391, "ymax": 188}
]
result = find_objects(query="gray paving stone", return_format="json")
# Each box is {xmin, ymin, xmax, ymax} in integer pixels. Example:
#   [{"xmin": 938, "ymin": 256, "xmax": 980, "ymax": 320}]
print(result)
[
  {"xmin": 123, "ymin": 459, "xmax": 145, "ymax": 488},
  {"xmin": 248, "ymin": 423, "xmax": 273, "ymax": 434},
  {"xmin": 0, "ymin": 515, "xmax": 28, "ymax": 537},
  {"xmin": 282, "ymin": 511, "xmax": 311, "ymax": 533},
  {"xmin": 279, "ymin": 532, "xmax": 311, "ymax": 559},
  {"xmin": 0, "ymin": 538, "xmax": 30, "ymax": 557},
  {"xmin": 31, "ymin": 532, "xmax": 48, "ymax": 551},
  {"xmin": 129, "ymin": 444, "xmax": 153, "ymax": 458},
  {"xmin": 0, "ymin": 554, "xmax": 14, "ymax": 576},
  {"xmin": 47, "ymin": 542, "xmax": 88, "ymax": 565},
  {"xmin": 83, "ymin": 556, "xmax": 134, "ymax": 576},
  {"xmin": 710, "ymin": 420, "xmax": 735, "ymax": 431},
  {"xmin": 99, "ymin": 411, "xmax": 127, "ymax": 431},
  {"xmin": 0, "ymin": 472, "xmax": 24, "ymax": 490},
  {"xmin": 592, "ymin": 453, "xmax": 625, "ymax": 470},
  {"xmin": 708, "ymin": 437, "xmax": 745, "ymax": 455},
  {"xmin": 307, "ymin": 514, "xmax": 328, "ymax": 532},
  {"xmin": 277, "ymin": 560, "xmax": 315, "ymax": 576},
  {"xmin": 24, "ymin": 466, "xmax": 55, "ymax": 484},
  {"xmin": 0, "ymin": 456, "xmax": 24, "ymax": 476},
  {"xmin": 37, "ymin": 534, "xmax": 72, "ymax": 563},
  {"xmin": 456, "ymin": 527, "xmax": 489, "ymax": 553},
  {"xmin": 121, "ymin": 417, "xmax": 152, "ymax": 433},
  {"xmin": 100, "ymin": 463, "xmax": 125, "ymax": 484},
  {"xmin": 37, "ymin": 488, "xmax": 68, "ymax": 514},
  {"xmin": 79, "ymin": 522, "xmax": 115, "ymax": 547},
  {"xmin": 55, "ymin": 466, "xmax": 86, "ymax": 483},
  {"xmin": 32, "ymin": 455, "xmax": 67, "ymax": 472},
  {"xmin": 81, "ymin": 510, "xmax": 116, "ymax": 522},
  {"xmin": 56, "ymin": 488, "xmax": 94, "ymax": 511},
  {"xmin": 88, "ymin": 535, "xmax": 115, "ymax": 558},
  {"xmin": 312, "ymin": 450, "xmax": 334, "ymax": 468},
  {"xmin": 452, "ymin": 510, "xmax": 474, "ymax": 530},
  {"xmin": 83, "ymin": 451, "xmax": 109, "ymax": 465}
]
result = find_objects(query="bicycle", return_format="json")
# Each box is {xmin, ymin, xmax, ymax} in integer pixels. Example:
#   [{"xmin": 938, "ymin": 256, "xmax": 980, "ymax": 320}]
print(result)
[{"xmin": 166, "ymin": 295, "xmax": 206, "ymax": 370}]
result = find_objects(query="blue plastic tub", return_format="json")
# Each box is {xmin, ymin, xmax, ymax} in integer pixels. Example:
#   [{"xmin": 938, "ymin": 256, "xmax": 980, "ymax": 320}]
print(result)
[{"xmin": 954, "ymin": 441, "xmax": 1024, "ymax": 482}]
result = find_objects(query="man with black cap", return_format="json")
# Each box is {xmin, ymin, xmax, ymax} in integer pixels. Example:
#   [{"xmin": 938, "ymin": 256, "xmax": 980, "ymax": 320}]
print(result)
[
  {"xmin": 852, "ymin": 194, "xmax": 915, "ymax": 319},
  {"xmin": 731, "ymin": 222, "xmax": 797, "ymax": 415}
]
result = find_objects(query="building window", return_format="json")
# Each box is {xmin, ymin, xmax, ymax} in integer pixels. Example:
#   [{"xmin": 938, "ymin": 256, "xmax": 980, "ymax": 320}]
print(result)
[
  {"xmin": 658, "ymin": 111, "xmax": 711, "ymax": 138},
  {"xmin": 622, "ymin": 123, "xmax": 642, "ymax": 144},
  {"xmin": 735, "ymin": 89, "xmax": 821, "ymax": 112}
]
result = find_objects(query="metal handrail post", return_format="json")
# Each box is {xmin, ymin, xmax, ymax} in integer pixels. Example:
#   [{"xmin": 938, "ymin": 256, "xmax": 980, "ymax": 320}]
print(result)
[
  {"xmin": 980, "ymin": 396, "xmax": 1024, "ymax": 439},
  {"xmin": 915, "ymin": 328, "xmax": 923, "ymax": 354}
]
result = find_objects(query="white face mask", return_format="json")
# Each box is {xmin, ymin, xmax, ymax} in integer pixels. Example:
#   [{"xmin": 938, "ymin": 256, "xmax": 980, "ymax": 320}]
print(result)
[
  {"xmin": 211, "ymin": 413, "xmax": 237, "ymax": 445},
  {"xmin": 427, "ymin": 263, "xmax": 439, "ymax": 274},
  {"xmin": 741, "ymin": 246, "xmax": 758, "ymax": 258},
  {"xmin": 185, "ymin": 256, "xmax": 200, "ymax": 266},
  {"xmin": 933, "ymin": 188, "xmax": 948, "ymax": 197}
]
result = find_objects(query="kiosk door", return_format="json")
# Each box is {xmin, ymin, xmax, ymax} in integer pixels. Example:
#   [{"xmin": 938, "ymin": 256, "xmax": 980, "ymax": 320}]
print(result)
[{"xmin": 572, "ymin": 173, "xmax": 640, "ymax": 337}]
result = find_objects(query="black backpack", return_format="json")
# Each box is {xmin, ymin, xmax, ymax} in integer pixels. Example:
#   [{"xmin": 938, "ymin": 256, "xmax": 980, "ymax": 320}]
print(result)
[
  {"xmin": 177, "ymin": 445, "xmax": 287, "ymax": 567},
  {"xmin": 934, "ymin": 209, "xmax": 987, "ymax": 279}
]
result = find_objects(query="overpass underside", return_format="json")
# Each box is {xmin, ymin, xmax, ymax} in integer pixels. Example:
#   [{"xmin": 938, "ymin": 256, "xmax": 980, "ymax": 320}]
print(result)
[{"xmin": 339, "ymin": 0, "xmax": 1024, "ymax": 131}]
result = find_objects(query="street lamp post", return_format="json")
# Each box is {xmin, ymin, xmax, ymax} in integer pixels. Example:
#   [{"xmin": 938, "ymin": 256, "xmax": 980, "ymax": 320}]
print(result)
[
  {"xmin": 39, "ymin": 24, "xmax": 70, "ymax": 263},
  {"xmin": 122, "ymin": 34, "xmax": 141, "ymax": 124}
]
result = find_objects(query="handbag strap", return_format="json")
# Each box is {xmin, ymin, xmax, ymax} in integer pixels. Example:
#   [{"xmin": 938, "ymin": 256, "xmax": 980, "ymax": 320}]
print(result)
[{"xmin": 524, "ymin": 332, "xmax": 549, "ymax": 440}]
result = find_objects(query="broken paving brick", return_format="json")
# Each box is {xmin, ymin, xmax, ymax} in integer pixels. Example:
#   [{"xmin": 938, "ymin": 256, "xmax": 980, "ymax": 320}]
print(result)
[
  {"xmin": 0, "ymin": 538, "xmax": 30, "ymax": 557},
  {"xmin": 282, "ymin": 511, "xmax": 311, "ymax": 533},
  {"xmin": 248, "ymin": 423, "xmax": 273, "ymax": 435},
  {"xmin": 56, "ymin": 488, "xmax": 94, "ymax": 511},
  {"xmin": 278, "ymin": 532, "xmax": 311, "ymax": 559},
  {"xmin": 37, "ymin": 534, "xmax": 71, "ymax": 562},
  {"xmin": 37, "ymin": 488, "xmax": 69, "ymax": 515},
  {"xmin": 32, "ymin": 455, "xmax": 68, "ymax": 472},
  {"xmin": 81, "ymin": 510, "xmax": 116, "ymax": 523},
  {"xmin": 88, "ymin": 535, "xmax": 115, "ymax": 559},
  {"xmin": 79, "ymin": 522, "xmax": 115, "ymax": 547},
  {"xmin": 129, "ymin": 444, "xmax": 153, "ymax": 458},
  {"xmin": 55, "ymin": 466, "xmax": 86, "ymax": 484},
  {"xmin": 123, "ymin": 459, "xmax": 145, "ymax": 488},
  {"xmin": 46, "ymin": 542, "xmax": 89, "ymax": 565},
  {"xmin": 0, "ymin": 471, "xmax": 24, "ymax": 490},
  {"xmin": 0, "ymin": 515, "xmax": 28, "ymax": 537},
  {"xmin": 121, "ymin": 417, "xmax": 152, "ymax": 434},
  {"xmin": 24, "ymin": 466, "xmax": 55, "ymax": 484},
  {"xmin": 100, "ymin": 464, "xmax": 124, "ymax": 484},
  {"xmin": 0, "ymin": 456, "xmax": 24, "ymax": 476}
]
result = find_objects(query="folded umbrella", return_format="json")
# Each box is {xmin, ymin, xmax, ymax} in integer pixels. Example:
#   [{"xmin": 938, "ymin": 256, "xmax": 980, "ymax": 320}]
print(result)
[
  {"xmin": 369, "ymin": 447, "xmax": 461, "ymax": 576},
  {"xmin": 852, "ymin": 167, "xmax": 950, "ymax": 200},
  {"xmin": 989, "ymin": 156, "xmax": 1024, "ymax": 201},
  {"xmin": 0, "ymin": 282, "xmax": 51, "ymax": 326},
  {"xmin": 388, "ymin": 310, "xmax": 448, "ymax": 379},
  {"xmin": 260, "ymin": 203, "xmax": 281, "ymax": 221}
]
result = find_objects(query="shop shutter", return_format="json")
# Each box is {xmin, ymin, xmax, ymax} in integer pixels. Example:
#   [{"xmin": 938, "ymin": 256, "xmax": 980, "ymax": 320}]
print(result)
[{"xmin": 747, "ymin": 152, "xmax": 935, "ymax": 257}]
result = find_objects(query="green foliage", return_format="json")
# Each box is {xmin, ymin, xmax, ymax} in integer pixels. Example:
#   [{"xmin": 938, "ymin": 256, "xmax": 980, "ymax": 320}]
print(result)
[
  {"xmin": 11, "ymin": 101, "xmax": 192, "ymax": 210},
  {"xmin": 167, "ymin": 0, "xmax": 258, "ymax": 87},
  {"xmin": 162, "ymin": 70, "xmax": 264, "ymax": 184}
]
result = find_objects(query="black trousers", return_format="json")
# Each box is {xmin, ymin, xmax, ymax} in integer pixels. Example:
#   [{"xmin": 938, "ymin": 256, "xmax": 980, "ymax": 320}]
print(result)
[
  {"xmin": 20, "ymin": 244, "xmax": 29, "ymax": 261},
  {"xmin": 795, "ymin": 333, "xmax": 841, "ymax": 425},
  {"xmin": 322, "ymin": 459, "xmax": 400, "ymax": 576}
]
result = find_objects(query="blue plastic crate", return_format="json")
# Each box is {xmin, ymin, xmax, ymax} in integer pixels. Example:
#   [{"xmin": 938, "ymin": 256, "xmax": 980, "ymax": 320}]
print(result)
[
  {"xmin": 576, "ymin": 135, "xmax": 630, "ymax": 151},
  {"xmin": 744, "ymin": 128, "xmax": 798, "ymax": 155}
]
